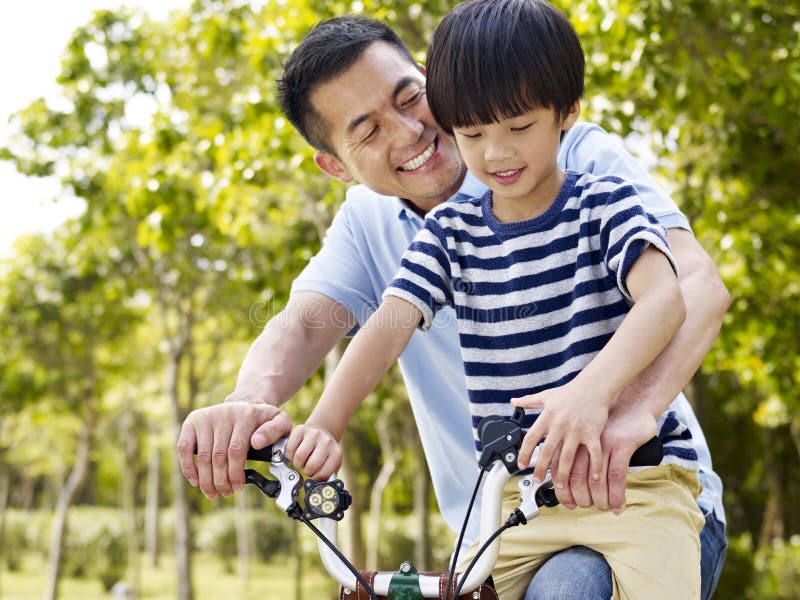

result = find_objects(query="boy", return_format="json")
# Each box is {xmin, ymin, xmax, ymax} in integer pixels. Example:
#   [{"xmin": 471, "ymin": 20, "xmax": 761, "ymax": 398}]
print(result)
[{"xmin": 291, "ymin": 2, "xmax": 704, "ymax": 597}]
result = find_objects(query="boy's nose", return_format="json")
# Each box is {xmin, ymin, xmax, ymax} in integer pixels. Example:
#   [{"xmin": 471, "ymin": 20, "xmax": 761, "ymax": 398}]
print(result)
[{"xmin": 484, "ymin": 139, "xmax": 515, "ymax": 162}]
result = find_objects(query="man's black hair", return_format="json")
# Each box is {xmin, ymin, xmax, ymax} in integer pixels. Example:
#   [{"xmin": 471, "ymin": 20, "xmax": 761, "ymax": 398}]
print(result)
[
  {"xmin": 426, "ymin": 0, "xmax": 585, "ymax": 134},
  {"xmin": 277, "ymin": 16, "xmax": 417, "ymax": 155}
]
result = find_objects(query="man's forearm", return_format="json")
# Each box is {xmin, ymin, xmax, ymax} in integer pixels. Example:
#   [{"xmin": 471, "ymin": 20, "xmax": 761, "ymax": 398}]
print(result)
[
  {"xmin": 616, "ymin": 229, "xmax": 730, "ymax": 414},
  {"xmin": 228, "ymin": 291, "xmax": 357, "ymax": 407}
]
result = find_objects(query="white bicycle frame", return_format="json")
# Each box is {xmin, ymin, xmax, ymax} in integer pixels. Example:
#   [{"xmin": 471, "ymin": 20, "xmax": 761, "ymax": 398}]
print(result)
[{"xmin": 316, "ymin": 453, "xmax": 548, "ymax": 597}]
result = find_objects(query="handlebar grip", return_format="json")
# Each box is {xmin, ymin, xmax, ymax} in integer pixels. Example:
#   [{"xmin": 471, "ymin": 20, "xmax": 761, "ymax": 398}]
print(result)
[
  {"xmin": 192, "ymin": 446, "xmax": 274, "ymax": 462},
  {"xmin": 246, "ymin": 446, "xmax": 274, "ymax": 462}
]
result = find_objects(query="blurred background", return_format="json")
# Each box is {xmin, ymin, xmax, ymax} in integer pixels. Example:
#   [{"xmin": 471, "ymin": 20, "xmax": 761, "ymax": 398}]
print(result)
[{"xmin": 0, "ymin": 0, "xmax": 798, "ymax": 598}]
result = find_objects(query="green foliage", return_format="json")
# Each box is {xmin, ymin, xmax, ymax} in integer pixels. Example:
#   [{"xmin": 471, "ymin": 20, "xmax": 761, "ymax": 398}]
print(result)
[
  {"xmin": 751, "ymin": 536, "xmax": 800, "ymax": 599},
  {"xmin": 62, "ymin": 511, "xmax": 128, "ymax": 590},
  {"xmin": 194, "ymin": 508, "xmax": 293, "ymax": 572}
]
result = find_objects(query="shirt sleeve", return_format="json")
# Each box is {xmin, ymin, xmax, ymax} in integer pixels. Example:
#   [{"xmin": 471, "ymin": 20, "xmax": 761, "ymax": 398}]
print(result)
[
  {"xmin": 291, "ymin": 195, "xmax": 378, "ymax": 330},
  {"xmin": 560, "ymin": 122, "xmax": 693, "ymax": 233},
  {"xmin": 600, "ymin": 182, "xmax": 679, "ymax": 300},
  {"xmin": 382, "ymin": 217, "xmax": 453, "ymax": 331}
]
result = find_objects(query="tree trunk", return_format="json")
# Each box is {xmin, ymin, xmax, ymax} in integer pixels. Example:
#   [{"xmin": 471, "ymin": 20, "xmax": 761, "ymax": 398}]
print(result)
[
  {"xmin": 339, "ymin": 454, "xmax": 367, "ymax": 568},
  {"xmin": 235, "ymin": 491, "xmax": 250, "ymax": 595},
  {"xmin": 791, "ymin": 416, "xmax": 800, "ymax": 465},
  {"xmin": 0, "ymin": 458, "xmax": 9, "ymax": 596},
  {"xmin": 757, "ymin": 428, "xmax": 785, "ymax": 554},
  {"xmin": 325, "ymin": 340, "xmax": 366, "ymax": 567},
  {"xmin": 168, "ymin": 352, "xmax": 194, "ymax": 600},
  {"xmin": 145, "ymin": 438, "xmax": 161, "ymax": 567},
  {"xmin": 366, "ymin": 404, "xmax": 397, "ymax": 571},
  {"xmin": 123, "ymin": 410, "xmax": 141, "ymax": 598},
  {"xmin": 44, "ymin": 422, "xmax": 93, "ymax": 600},
  {"xmin": 409, "ymin": 424, "xmax": 432, "ymax": 570}
]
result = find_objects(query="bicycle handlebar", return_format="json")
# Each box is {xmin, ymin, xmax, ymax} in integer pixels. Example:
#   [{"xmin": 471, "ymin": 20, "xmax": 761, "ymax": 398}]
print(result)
[
  {"xmin": 231, "ymin": 433, "xmax": 663, "ymax": 596},
  {"xmin": 315, "ymin": 435, "xmax": 663, "ymax": 596}
]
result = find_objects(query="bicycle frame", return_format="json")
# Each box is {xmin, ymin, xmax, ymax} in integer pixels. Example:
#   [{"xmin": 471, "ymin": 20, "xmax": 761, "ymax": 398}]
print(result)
[{"xmin": 316, "ymin": 457, "xmax": 524, "ymax": 596}]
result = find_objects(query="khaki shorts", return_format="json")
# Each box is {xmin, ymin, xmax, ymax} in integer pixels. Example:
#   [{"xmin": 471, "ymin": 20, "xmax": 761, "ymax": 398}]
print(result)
[{"xmin": 457, "ymin": 465, "xmax": 705, "ymax": 600}]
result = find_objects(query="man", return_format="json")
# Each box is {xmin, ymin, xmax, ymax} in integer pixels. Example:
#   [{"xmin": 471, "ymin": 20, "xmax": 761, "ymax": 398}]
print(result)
[{"xmin": 177, "ymin": 16, "xmax": 729, "ymax": 599}]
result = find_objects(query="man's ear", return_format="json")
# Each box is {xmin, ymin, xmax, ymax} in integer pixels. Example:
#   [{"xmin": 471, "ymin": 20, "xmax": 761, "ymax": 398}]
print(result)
[
  {"xmin": 417, "ymin": 62, "xmax": 427, "ymax": 76},
  {"xmin": 314, "ymin": 151, "xmax": 354, "ymax": 183},
  {"xmin": 562, "ymin": 100, "xmax": 581, "ymax": 131}
]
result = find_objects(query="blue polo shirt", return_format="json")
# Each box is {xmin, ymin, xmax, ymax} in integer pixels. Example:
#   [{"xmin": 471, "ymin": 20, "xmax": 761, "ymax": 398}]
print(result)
[{"xmin": 292, "ymin": 122, "xmax": 725, "ymax": 551}]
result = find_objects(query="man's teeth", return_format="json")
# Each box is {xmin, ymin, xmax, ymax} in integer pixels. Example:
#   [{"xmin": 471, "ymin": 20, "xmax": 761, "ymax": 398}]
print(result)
[{"xmin": 399, "ymin": 142, "xmax": 436, "ymax": 171}]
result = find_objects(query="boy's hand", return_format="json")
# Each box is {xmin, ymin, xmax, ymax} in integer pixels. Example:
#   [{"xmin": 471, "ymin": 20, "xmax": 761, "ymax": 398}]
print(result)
[
  {"xmin": 177, "ymin": 402, "xmax": 292, "ymax": 500},
  {"xmin": 286, "ymin": 424, "xmax": 343, "ymax": 481},
  {"xmin": 512, "ymin": 383, "xmax": 609, "ymax": 491}
]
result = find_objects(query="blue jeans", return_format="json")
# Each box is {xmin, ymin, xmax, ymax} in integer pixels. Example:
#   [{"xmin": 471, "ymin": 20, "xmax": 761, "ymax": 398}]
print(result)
[{"xmin": 523, "ymin": 509, "xmax": 727, "ymax": 600}]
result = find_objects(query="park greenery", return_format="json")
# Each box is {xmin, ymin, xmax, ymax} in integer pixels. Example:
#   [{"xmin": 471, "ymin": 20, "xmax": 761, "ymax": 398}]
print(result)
[{"xmin": 0, "ymin": 0, "xmax": 798, "ymax": 598}]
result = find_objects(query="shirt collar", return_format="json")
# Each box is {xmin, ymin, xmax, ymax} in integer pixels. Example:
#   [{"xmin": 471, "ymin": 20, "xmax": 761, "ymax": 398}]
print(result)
[{"xmin": 395, "ymin": 170, "xmax": 487, "ymax": 221}]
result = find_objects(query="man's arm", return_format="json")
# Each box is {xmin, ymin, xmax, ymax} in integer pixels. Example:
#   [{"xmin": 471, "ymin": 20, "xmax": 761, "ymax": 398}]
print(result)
[
  {"xmin": 176, "ymin": 291, "xmax": 356, "ymax": 500},
  {"xmin": 559, "ymin": 229, "xmax": 730, "ymax": 511}
]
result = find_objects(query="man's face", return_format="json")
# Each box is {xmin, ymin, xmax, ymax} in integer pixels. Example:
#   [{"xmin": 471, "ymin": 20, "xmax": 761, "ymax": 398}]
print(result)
[{"xmin": 311, "ymin": 42, "xmax": 465, "ymax": 212}]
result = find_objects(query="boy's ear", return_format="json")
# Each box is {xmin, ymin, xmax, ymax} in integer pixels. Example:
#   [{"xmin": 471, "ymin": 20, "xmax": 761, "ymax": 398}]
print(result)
[
  {"xmin": 562, "ymin": 100, "xmax": 581, "ymax": 130},
  {"xmin": 314, "ymin": 151, "xmax": 354, "ymax": 184}
]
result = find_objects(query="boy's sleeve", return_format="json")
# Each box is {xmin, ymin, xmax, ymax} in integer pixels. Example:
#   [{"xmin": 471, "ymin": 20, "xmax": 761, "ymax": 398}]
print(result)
[
  {"xmin": 560, "ymin": 122, "xmax": 692, "ymax": 232},
  {"xmin": 600, "ymin": 183, "xmax": 680, "ymax": 300},
  {"xmin": 383, "ymin": 217, "xmax": 453, "ymax": 331}
]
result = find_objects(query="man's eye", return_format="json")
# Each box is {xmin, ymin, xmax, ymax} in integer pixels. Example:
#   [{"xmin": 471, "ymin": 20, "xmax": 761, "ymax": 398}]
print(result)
[
  {"xmin": 402, "ymin": 89, "xmax": 424, "ymax": 107},
  {"xmin": 361, "ymin": 126, "xmax": 378, "ymax": 142}
]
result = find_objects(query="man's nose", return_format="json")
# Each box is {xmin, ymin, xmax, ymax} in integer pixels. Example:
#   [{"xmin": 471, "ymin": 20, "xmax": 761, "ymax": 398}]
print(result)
[{"xmin": 389, "ymin": 111, "xmax": 424, "ymax": 144}]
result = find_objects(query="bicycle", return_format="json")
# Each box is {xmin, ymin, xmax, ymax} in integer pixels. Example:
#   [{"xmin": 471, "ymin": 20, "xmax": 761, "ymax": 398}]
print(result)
[{"xmin": 228, "ymin": 408, "xmax": 663, "ymax": 600}]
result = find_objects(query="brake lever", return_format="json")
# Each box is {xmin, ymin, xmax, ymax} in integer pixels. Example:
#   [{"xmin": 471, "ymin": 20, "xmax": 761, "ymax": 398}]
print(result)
[{"xmin": 244, "ymin": 439, "xmax": 304, "ymax": 515}]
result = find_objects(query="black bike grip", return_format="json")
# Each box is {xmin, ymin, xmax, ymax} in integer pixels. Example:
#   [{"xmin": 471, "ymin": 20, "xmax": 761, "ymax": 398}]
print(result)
[
  {"xmin": 192, "ymin": 445, "xmax": 273, "ymax": 462},
  {"xmin": 628, "ymin": 436, "xmax": 663, "ymax": 467}
]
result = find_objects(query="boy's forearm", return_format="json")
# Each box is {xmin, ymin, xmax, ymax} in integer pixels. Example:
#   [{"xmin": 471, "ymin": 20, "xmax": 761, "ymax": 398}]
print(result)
[
  {"xmin": 305, "ymin": 297, "xmax": 420, "ymax": 440},
  {"xmin": 577, "ymin": 250, "xmax": 685, "ymax": 404},
  {"xmin": 615, "ymin": 229, "xmax": 730, "ymax": 415}
]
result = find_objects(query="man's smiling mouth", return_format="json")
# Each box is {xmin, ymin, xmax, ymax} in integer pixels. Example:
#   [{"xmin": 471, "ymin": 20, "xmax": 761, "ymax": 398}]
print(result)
[{"xmin": 398, "ymin": 140, "xmax": 436, "ymax": 171}]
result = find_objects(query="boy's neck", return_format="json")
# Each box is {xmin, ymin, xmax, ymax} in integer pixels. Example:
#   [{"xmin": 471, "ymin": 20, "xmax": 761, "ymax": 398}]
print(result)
[{"xmin": 491, "ymin": 167, "xmax": 566, "ymax": 224}]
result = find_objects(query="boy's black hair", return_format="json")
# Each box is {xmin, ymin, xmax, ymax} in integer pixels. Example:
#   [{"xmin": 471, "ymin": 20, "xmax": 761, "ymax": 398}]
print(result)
[
  {"xmin": 277, "ymin": 16, "xmax": 417, "ymax": 155},
  {"xmin": 426, "ymin": 0, "xmax": 585, "ymax": 134}
]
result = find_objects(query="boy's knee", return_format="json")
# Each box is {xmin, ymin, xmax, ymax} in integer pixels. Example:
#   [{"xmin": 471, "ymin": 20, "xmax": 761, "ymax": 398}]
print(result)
[{"xmin": 525, "ymin": 546, "xmax": 612, "ymax": 600}]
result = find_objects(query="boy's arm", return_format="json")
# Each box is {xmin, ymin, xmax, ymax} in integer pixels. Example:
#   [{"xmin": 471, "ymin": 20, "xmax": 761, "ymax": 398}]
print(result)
[
  {"xmin": 285, "ymin": 296, "xmax": 421, "ymax": 480},
  {"xmin": 559, "ymin": 229, "xmax": 729, "ymax": 511},
  {"xmin": 514, "ymin": 246, "xmax": 686, "ymax": 488}
]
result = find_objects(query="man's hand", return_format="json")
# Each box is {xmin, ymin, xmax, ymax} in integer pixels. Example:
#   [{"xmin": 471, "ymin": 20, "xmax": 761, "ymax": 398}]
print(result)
[
  {"xmin": 177, "ymin": 402, "xmax": 292, "ymax": 500},
  {"xmin": 285, "ymin": 424, "xmax": 343, "ymax": 481},
  {"xmin": 512, "ymin": 382, "xmax": 610, "ymax": 489},
  {"xmin": 551, "ymin": 404, "xmax": 658, "ymax": 513}
]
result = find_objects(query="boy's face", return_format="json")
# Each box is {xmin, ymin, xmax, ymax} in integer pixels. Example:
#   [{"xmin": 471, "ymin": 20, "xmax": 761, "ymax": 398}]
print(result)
[
  {"xmin": 310, "ymin": 42, "xmax": 465, "ymax": 213},
  {"xmin": 453, "ymin": 103, "xmax": 580, "ymax": 219}
]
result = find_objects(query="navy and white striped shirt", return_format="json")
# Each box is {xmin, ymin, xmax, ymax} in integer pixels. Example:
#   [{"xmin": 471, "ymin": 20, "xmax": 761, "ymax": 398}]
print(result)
[{"xmin": 385, "ymin": 171, "xmax": 698, "ymax": 471}]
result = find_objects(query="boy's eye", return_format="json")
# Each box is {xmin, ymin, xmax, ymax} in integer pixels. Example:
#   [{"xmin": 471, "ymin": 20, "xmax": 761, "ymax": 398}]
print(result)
[
  {"xmin": 511, "ymin": 122, "xmax": 533, "ymax": 132},
  {"xmin": 456, "ymin": 130, "xmax": 482, "ymax": 139}
]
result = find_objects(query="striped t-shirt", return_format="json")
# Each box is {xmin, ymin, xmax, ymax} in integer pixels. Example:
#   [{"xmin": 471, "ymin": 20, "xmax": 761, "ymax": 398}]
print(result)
[{"xmin": 384, "ymin": 171, "xmax": 698, "ymax": 471}]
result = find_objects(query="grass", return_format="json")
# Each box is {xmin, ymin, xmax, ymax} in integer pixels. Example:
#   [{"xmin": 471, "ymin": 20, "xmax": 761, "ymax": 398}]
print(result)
[{"xmin": 0, "ymin": 552, "xmax": 339, "ymax": 599}]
